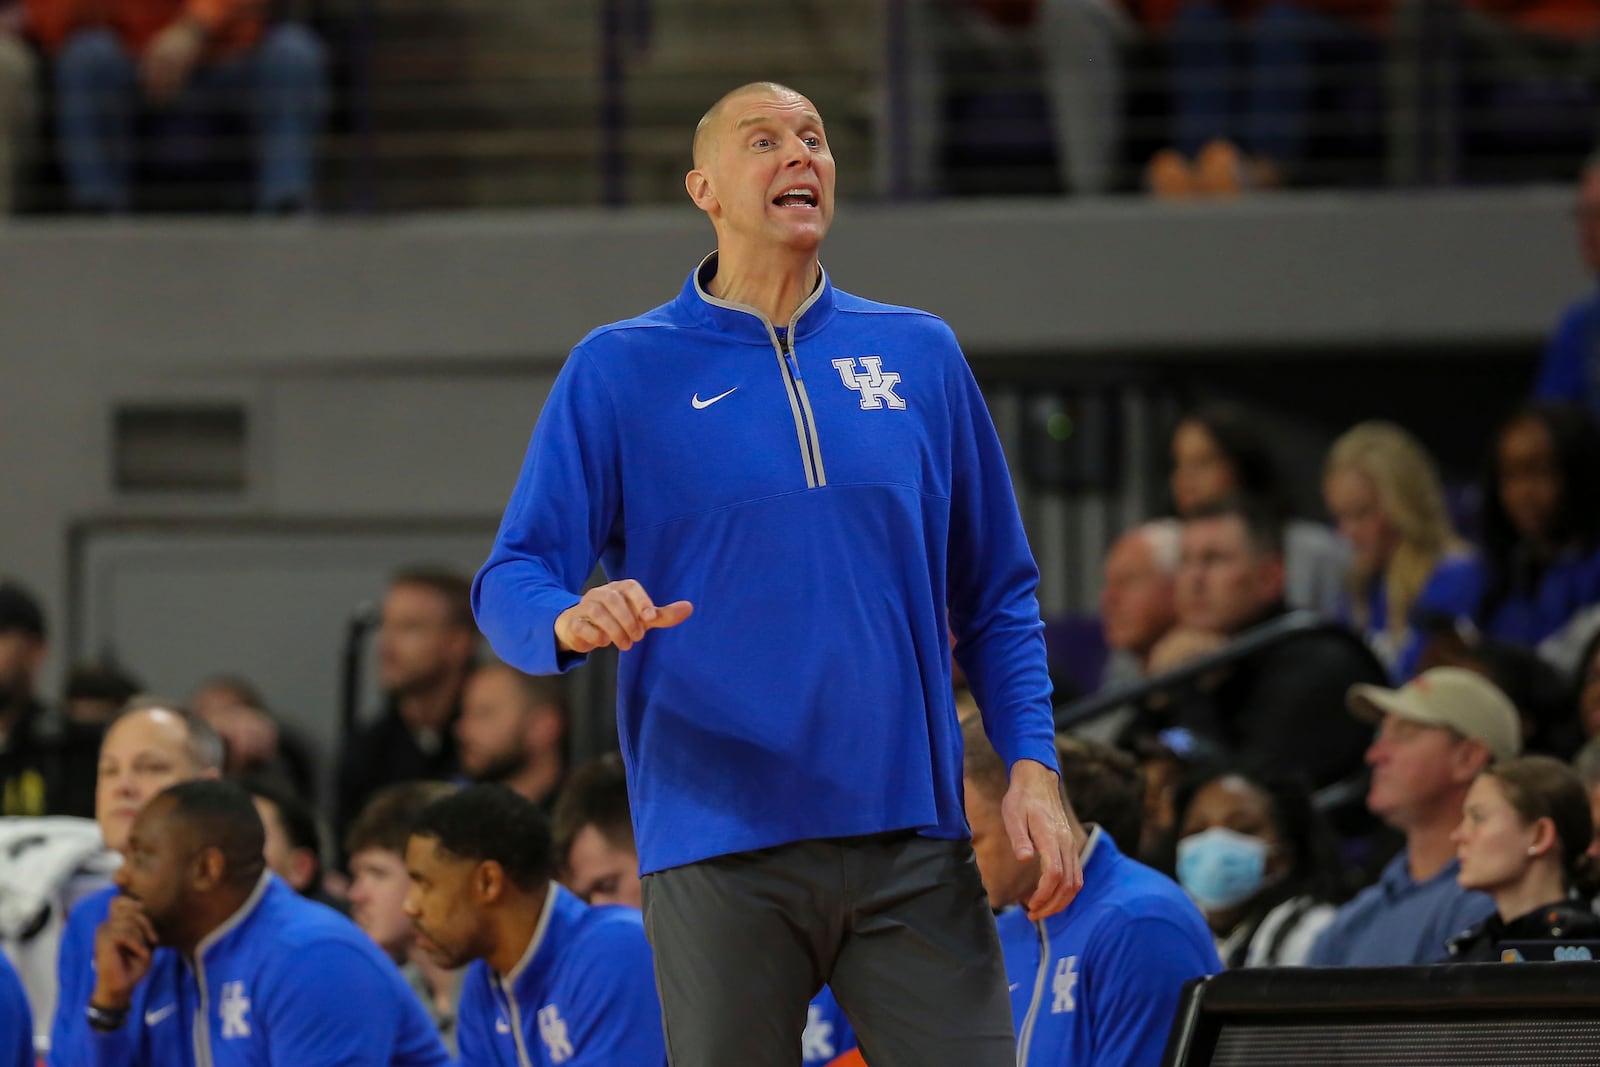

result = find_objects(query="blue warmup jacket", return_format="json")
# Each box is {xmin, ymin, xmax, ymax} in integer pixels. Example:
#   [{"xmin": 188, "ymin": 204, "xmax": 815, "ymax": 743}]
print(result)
[
  {"xmin": 997, "ymin": 829, "xmax": 1221, "ymax": 1067},
  {"xmin": 1534, "ymin": 288, "xmax": 1600, "ymax": 419},
  {"xmin": 455, "ymin": 884, "xmax": 665, "ymax": 1066},
  {"xmin": 1338, "ymin": 553, "xmax": 1479, "ymax": 680},
  {"xmin": 474, "ymin": 254, "xmax": 1058, "ymax": 875},
  {"xmin": 0, "ymin": 951, "xmax": 31, "ymax": 1067},
  {"xmin": 49, "ymin": 876, "xmax": 450, "ymax": 1067}
]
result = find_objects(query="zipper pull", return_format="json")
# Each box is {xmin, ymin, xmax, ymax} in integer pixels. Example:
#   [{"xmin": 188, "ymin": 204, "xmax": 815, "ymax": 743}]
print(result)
[{"xmin": 782, "ymin": 342, "xmax": 803, "ymax": 380}]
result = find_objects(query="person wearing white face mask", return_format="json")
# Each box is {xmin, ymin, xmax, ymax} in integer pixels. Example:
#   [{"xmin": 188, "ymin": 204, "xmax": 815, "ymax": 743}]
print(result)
[{"xmin": 1173, "ymin": 768, "xmax": 1342, "ymax": 968}]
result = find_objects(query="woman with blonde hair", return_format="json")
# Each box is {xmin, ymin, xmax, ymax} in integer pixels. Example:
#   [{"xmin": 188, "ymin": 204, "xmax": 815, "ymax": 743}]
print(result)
[{"xmin": 1323, "ymin": 421, "xmax": 1477, "ymax": 678}]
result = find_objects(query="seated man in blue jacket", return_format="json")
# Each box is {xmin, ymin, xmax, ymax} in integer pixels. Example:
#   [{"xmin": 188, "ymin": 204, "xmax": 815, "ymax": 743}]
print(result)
[
  {"xmin": 404, "ymin": 784, "xmax": 666, "ymax": 1066},
  {"xmin": 964, "ymin": 716, "xmax": 1221, "ymax": 1067},
  {"xmin": 75, "ymin": 780, "xmax": 450, "ymax": 1067},
  {"xmin": 0, "ymin": 951, "xmax": 31, "ymax": 1067}
]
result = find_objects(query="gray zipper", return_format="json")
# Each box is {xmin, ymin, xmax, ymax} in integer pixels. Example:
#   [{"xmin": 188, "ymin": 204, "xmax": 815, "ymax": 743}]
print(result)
[
  {"xmin": 1015, "ymin": 919, "xmax": 1051, "ymax": 1066},
  {"xmin": 693, "ymin": 254, "xmax": 828, "ymax": 488},
  {"xmin": 190, "ymin": 872, "xmax": 272, "ymax": 1067},
  {"xmin": 499, "ymin": 983, "xmax": 536, "ymax": 1067}
]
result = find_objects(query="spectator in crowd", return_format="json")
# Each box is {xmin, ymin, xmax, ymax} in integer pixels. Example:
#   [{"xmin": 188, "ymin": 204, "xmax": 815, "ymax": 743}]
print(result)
[
  {"xmin": 897, "ymin": 0, "xmax": 1133, "ymax": 197},
  {"xmin": 0, "ymin": 579, "xmax": 98, "ymax": 817},
  {"xmin": 1173, "ymin": 766, "xmax": 1342, "ymax": 967},
  {"xmin": 190, "ymin": 673, "xmax": 316, "ymax": 800},
  {"xmin": 1085, "ymin": 520, "xmax": 1182, "ymax": 743},
  {"xmin": 1168, "ymin": 405, "xmax": 1347, "ymax": 614},
  {"xmin": 1141, "ymin": 496, "xmax": 1384, "ymax": 790},
  {"xmin": 1308, "ymin": 668, "xmax": 1518, "ymax": 965},
  {"xmin": 339, "ymin": 567, "xmax": 477, "ymax": 840},
  {"xmin": 32, "ymin": 0, "xmax": 326, "ymax": 212},
  {"xmin": 1571, "ymin": 736, "xmax": 1600, "ymax": 857},
  {"xmin": 61, "ymin": 660, "xmax": 141, "ymax": 726},
  {"xmin": 47, "ymin": 699, "xmax": 223, "ymax": 1064},
  {"xmin": 1323, "ymin": 420, "xmax": 1477, "ymax": 679},
  {"xmin": 85, "ymin": 780, "xmax": 450, "ymax": 1064},
  {"xmin": 0, "ymin": 0, "xmax": 33, "ymax": 216},
  {"xmin": 345, "ymin": 781, "xmax": 463, "ymax": 1053},
  {"xmin": 1463, "ymin": 403, "xmax": 1600, "ymax": 654},
  {"xmin": 549, "ymin": 751, "xmax": 640, "ymax": 908},
  {"xmin": 456, "ymin": 662, "xmax": 565, "ymax": 809},
  {"xmin": 0, "ymin": 951, "xmax": 29, "ymax": 1067},
  {"xmin": 1447, "ymin": 755, "xmax": 1600, "ymax": 960},
  {"xmin": 962, "ymin": 714, "xmax": 1221, "ymax": 1067},
  {"xmin": 245, "ymin": 774, "xmax": 341, "ymax": 911},
  {"xmin": 404, "ymin": 785, "xmax": 666, "ymax": 1065},
  {"xmin": 1416, "ymin": 616, "xmax": 1582, "ymax": 759},
  {"xmin": 1576, "ymin": 626, "xmax": 1600, "ymax": 742},
  {"xmin": 1144, "ymin": 0, "xmax": 1384, "ymax": 195},
  {"xmin": 1533, "ymin": 151, "xmax": 1600, "ymax": 418}
]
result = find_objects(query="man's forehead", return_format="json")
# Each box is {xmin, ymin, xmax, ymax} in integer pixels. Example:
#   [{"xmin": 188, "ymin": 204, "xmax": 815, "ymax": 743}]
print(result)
[
  {"xmin": 107, "ymin": 708, "xmax": 185, "ymax": 745},
  {"xmin": 727, "ymin": 94, "xmax": 822, "ymax": 127}
]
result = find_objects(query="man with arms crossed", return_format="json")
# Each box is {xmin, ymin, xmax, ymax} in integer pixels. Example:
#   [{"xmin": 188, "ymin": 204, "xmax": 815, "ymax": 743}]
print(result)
[{"xmin": 473, "ymin": 80, "xmax": 1078, "ymax": 1066}]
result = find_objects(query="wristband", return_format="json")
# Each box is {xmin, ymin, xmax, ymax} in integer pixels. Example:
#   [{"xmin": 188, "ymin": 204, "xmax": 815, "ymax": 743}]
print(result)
[{"xmin": 86, "ymin": 1002, "xmax": 129, "ymax": 1032}]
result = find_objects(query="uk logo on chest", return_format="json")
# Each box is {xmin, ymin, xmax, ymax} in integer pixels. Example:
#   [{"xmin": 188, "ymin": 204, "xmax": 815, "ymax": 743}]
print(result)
[{"xmin": 833, "ymin": 356, "xmax": 906, "ymax": 410}]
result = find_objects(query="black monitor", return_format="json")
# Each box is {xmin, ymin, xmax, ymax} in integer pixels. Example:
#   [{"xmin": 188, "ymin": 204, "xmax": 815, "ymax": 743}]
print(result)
[{"xmin": 1162, "ymin": 964, "xmax": 1600, "ymax": 1067}]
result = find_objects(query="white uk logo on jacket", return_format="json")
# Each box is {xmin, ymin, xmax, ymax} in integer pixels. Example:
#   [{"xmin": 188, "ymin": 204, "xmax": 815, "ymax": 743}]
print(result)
[
  {"xmin": 538, "ymin": 1004, "xmax": 574, "ymax": 1063},
  {"xmin": 1051, "ymin": 957, "xmax": 1078, "ymax": 1014},
  {"xmin": 832, "ymin": 357, "xmax": 906, "ymax": 410},
  {"xmin": 219, "ymin": 981, "xmax": 252, "ymax": 1038}
]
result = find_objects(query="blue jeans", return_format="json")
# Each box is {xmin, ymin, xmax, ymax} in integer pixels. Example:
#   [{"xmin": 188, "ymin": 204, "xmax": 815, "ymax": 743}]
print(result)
[
  {"xmin": 1170, "ymin": 0, "xmax": 1364, "ymax": 165},
  {"xmin": 55, "ymin": 25, "xmax": 326, "ymax": 211}
]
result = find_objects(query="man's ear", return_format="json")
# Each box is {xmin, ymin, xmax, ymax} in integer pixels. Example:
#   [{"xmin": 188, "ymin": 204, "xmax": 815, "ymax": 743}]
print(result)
[
  {"xmin": 288, "ymin": 847, "xmax": 319, "ymax": 893},
  {"xmin": 686, "ymin": 168, "xmax": 718, "ymax": 214},
  {"xmin": 193, "ymin": 846, "xmax": 227, "ymax": 893},
  {"xmin": 474, "ymin": 860, "xmax": 507, "ymax": 905}
]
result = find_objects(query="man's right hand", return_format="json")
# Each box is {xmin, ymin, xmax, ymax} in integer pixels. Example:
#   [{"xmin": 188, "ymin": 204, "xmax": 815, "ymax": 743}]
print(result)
[
  {"xmin": 554, "ymin": 579, "xmax": 693, "ymax": 654},
  {"xmin": 91, "ymin": 897, "xmax": 157, "ymax": 1009}
]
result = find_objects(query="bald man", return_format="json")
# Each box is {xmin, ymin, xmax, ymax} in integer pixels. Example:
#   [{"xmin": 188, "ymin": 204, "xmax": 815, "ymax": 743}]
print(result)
[
  {"xmin": 48, "ymin": 701, "xmax": 224, "ymax": 1065},
  {"xmin": 81, "ymin": 780, "xmax": 450, "ymax": 1066},
  {"xmin": 474, "ymin": 81, "xmax": 1077, "ymax": 1066}
]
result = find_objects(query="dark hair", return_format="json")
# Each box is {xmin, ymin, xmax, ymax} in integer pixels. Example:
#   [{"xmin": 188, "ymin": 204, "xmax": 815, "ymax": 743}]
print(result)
[
  {"xmin": 154, "ymin": 780, "xmax": 266, "ymax": 888},
  {"xmin": 1174, "ymin": 763, "xmax": 1346, "ymax": 905},
  {"xmin": 1478, "ymin": 404, "xmax": 1600, "ymax": 628},
  {"xmin": 1573, "ymin": 624, "xmax": 1600, "ymax": 724},
  {"xmin": 63, "ymin": 660, "xmax": 143, "ymax": 706},
  {"xmin": 960, "ymin": 714, "xmax": 1011, "ymax": 804},
  {"xmin": 1483, "ymin": 755, "xmax": 1597, "ymax": 896},
  {"xmin": 550, "ymin": 753, "xmax": 633, "ymax": 866},
  {"xmin": 1174, "ymin": 405, "xmax": 1289, "ymax": 516},
  {"xmin": 244, "ymin": 775, "xmax": 324, "ymax": 887},
  {"xmin": 193, "ymin": 674, "xmax": 267, "ymax": 711},
  {"xmin": 390, "ymin": 566, "xmax": 476, "ymax": 631},
  {"xmin": 1185, "ymin": 495, "xmax": 1286, "ymax": 559},
  {"xmin": 109, "ymin": 699, "xmax": 226, "ymax": 774},
  {"xmin": 411, "ymin": 784, "xmax": 554, "ymax": 893},
  {"xmin": 1054, "ymin": 736, "xmax": 1143, "ymax": 854},
  {"xmin": 345, "ymin": 780, "xmax": 459, "ymax": 858}
]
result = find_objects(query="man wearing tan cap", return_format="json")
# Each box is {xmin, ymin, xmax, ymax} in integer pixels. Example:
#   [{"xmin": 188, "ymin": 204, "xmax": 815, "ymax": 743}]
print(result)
[{"xmin": 1307, "ymin": 667, "xmax": 1521, "ymax": 966}]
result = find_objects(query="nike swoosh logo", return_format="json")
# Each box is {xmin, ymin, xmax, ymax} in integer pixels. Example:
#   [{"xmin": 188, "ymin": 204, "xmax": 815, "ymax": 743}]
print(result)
[
  {"xmin": 145, "ymin": 1004, "xmax": 177, "ymax": 1026},
  {"xmin": 1008, "ymin": 983, "xmax": 1021, "ymax": 992},
  {"xmin": 495, "ymin": 1019, "xmax": 512, "ymax": 1034},
  {"xmin": 691, "ymin": 387, "xmax": 737, "ymax": 409}
]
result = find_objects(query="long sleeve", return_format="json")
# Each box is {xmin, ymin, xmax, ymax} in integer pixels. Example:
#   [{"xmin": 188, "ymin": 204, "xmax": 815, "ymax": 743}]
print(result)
[
  {"xmin": 943, "ymin": 338, "xmax": 1057, "ymax": 774},
  {"xmin": 473, "ymin": 348, "xmax": 625, "ymax": 677}
]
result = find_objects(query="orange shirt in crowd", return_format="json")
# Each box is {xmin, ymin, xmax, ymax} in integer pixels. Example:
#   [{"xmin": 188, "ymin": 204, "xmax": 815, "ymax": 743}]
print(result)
[
  {"xmin": 1463, "ymin": 0, "xmax": 1600, "ymax": 39},
  {"xmin": 25, "ymin": 0, "xmax": 263, "ymax": 57}
]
